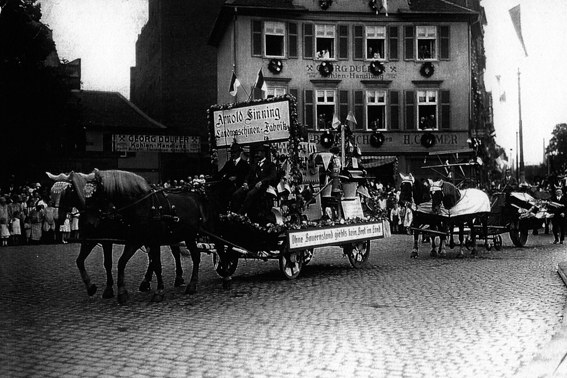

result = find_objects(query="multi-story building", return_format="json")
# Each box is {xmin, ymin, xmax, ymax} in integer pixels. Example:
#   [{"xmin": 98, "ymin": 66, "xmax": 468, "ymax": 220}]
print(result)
[
  {"xmin": 208, "ymin": 0, "xmax": 488, "ymax": 183},
  {"xmin": 130, "ymin": 0, "xmax": 226, "ymax": 180}
]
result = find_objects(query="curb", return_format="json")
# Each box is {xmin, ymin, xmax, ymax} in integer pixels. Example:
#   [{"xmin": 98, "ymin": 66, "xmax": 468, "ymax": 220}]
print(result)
[{"xmin": 514, "ymin": 261, "xmax": 567, "ymax": 378}]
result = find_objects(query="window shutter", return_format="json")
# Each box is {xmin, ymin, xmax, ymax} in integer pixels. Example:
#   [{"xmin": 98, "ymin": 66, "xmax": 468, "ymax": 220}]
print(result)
[
  {"xmin": 338, "ymin": 25, "xmax": 349, "ymax": 60},
  {"xmin": 405, "ymin": 90, "xmax": 415, "ymax": 130},
  {"xmin": 353, "ymin": 25, "xmax": 363, "ymax": 60},
  {"xmin": 252, "ymin": 20, "xmax": 262, "ymax": 57},
  {"xmin": 404, "ymin": 26, "xmax": 414, "ymax": 61},
  {"xmin": 305, "ymin": 89, "xmax": 314, "ymax": 129},
  {"xmin": 390, "ymin": 90, "xmax": 400, "ymax": 130},
  {"xmin": 288, "ymin": 22, "xmax": 298, "ymax": 59},
  {"xmin": 388, "ymin": 26, "xmax": 399, "ymax": 61},
  {"xmin": 354, "ymin": 90, "xmax": 364, "ymax": 130},
  {"xmin": 289, "ymin": 88, "xmax": 299, "ymax": 103},
  {"xmin": 439, "ymin": 26, "xmax": 450, "ymax": 61},
  {"xmin": 339, "ymin": 90, "xmax": 349, "ymax": 122},
  {"xmin": 440, "ymin": 90, "xmax": 450, "ymax": 130},
  {"xmin": 303, "ymin": 23, "xmax": 314, "ymax": 59}
]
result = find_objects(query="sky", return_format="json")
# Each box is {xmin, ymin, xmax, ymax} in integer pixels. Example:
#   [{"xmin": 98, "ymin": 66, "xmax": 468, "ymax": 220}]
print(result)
[{"xmin": 39, "ymin": 0, "xmax": 567, "ymax": 166}]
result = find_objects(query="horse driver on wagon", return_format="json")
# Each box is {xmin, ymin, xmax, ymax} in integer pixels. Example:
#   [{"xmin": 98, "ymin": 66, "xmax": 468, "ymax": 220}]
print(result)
[
  {"xmin": 231, "ymin": 143, "xmax": 277, "ymax": 216},
  {"xmin": 212, "ymin": 142, "xmax": 250, "ymax": 212}
]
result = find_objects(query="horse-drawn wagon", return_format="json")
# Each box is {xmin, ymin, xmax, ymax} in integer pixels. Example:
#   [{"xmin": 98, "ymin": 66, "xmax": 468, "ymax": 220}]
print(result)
[{"xmin": 204, "ymin": 94, "xmax": 389, "ymax": 280}]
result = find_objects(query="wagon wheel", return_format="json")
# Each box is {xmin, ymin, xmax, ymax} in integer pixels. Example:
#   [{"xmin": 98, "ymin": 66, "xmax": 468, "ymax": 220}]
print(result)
[
  {"xmin": 212, "ymin": 248, "xmax": 239, "ymax": 277},
  {"xmin": 279, "ymin": 250, "xmax": 303, "ymax": 280},
  {"xmin": 509, "ymin": 229, "xmax": 528, "ymax": 247},
  {"xmin": 344, "ymin": 240, "xmax": 371, "ymax": 269},
  {"xmin": 302, "ymin": 248, "xmax": 314, "ymax": 265},
  {"xmin": 494, "ymin": 235, "xmax": 503, "ymax": 251}
]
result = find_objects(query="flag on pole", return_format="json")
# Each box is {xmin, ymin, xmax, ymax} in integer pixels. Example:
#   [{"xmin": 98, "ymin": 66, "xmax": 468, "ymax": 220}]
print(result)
[
  {"xmin": 496, "ymin": 75, "xmax": 506, "ymax": 102},
  {"xmin": 346, "ymin": 111, "xmax": 357, "ymax": 124},
  {"xmin": 331, "ymin": 113, "xmax": 341, "ymax": 129},
  {"xmin": 229, "ymin": 72, "xmax": 240, "ymax": 97},
  {"xmin": 255, "ymin": 69, "xmax": 267, "ymax": 92},
  {"xmin": 509, "ymin": 5, "xmax": 528, "ymax": 57}
]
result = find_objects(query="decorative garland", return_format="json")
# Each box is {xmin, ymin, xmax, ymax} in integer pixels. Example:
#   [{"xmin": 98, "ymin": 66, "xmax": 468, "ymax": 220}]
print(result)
[
  {"xmin": 319, "ymin": 0, "xmax": 332, "ymax": 10},
  {"xmin": 320, "ymin": 131, "xmax": 334, "ymax": 149},
  {"xmin": 318, "ymin": 61, "xmax": 334, "ymax": 77},
  {"xmin": 420, "ymin": 62, "xmax": 435, "ymax": 78},
  {"xmin": 369, "ymin": 61, "xmax": 385, "ymax": 76},
  {"xmin": 268, "ymin": 59, "xmax": 283, "ymax": 74},
  {"xmin": 421, "ymin": 132, "xmax": 436, "ymax": 148},
  {"xmin": 370, "ymin": 131, "xmax": 385, "ymax": 148}
]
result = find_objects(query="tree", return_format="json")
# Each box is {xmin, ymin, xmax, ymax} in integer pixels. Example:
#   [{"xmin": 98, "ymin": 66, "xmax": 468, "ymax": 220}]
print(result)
[
  {"xmin": 546, "ymin": 123, "xmax": 567, "ymax": 175},
  {"xmin": 0, "ymin": 0, "xmax": 71, "ymax": 182}
]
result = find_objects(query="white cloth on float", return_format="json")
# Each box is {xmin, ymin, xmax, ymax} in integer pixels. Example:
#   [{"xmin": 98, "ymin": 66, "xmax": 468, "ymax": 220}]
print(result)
[{"xmin": 416, "ymin": 189, "xmax": 491, "ymax": 217}]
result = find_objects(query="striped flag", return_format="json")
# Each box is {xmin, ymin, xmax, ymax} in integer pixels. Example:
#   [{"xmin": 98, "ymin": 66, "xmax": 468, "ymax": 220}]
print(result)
[
  {"xmin": 509, "ymin": 5, "xmax": 528, "ymax": 57},
  {"xmin": 255, "ymin": 69, "xmax": 267, "ymax": 92},
  {"xmin": 229, "ymin": 72, "xmax": 240, "ymax": 97}
]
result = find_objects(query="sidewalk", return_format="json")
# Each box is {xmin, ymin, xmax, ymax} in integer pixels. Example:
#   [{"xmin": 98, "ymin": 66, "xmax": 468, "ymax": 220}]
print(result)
[{"xmin": 515, "ymin": 261, "xmax": 567, "ymax": 378}]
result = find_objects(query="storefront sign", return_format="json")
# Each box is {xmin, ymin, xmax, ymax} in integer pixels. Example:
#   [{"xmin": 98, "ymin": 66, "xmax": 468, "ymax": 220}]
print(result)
[
  {"xmin": 308, "ymin": 131, "xmax": 469, "ymax": 153},
  {"xmin": 113, "ymin": 135, "xmax": 200, "ymax": 153},
  {"xmin": 288, "ymin": 221, "xmax": 384, "ymax": 250},
  {"xmin": 212, "ymin": 99, "xmax": 291, "ymax": 147}
]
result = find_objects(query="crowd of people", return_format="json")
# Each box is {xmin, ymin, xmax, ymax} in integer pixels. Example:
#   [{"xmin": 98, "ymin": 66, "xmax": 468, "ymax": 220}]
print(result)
[{"xmin": 0, "ymin": 179, "xmax": 79, "ymax": 246}]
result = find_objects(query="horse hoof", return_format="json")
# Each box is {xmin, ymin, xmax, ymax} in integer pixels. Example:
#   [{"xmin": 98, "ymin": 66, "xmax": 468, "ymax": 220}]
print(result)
[
  {"xmin": 430, "ymin": 251, "xmax": 437, "ymax": 257},
  {"xmin": 102, "ymin": 287, "xmax": 114, "ymax": 299},
  {"xmin": 151, "ymin": 293, "xmax": 165, "ymax": 302},
  {"xmin": 471, "ymin": 250, "xmax": 478, "ymax": 256},
  {"xmin": 456, "ymin": 253, "xmax": 464, "ymax": 259},
  {"xmin": 185, "ymin": 282, "xmax": 197, "ymax": 295},
  {"xmin": 410, "ymin": 251, "xmax": 419, "ymax": 258},
  {"xmin": 174, "ymin": 277, "xmax": 185, "ymax": 287},
  {"xmin": 139, "ymin": 280, "xmax": 151, "ymax": 292},
  {"xmin": 222, "ymin": 279, "xmax": 232, "ymax": 290},
  {"xmin": 117, "ymin": 290, "xmax": 129, "ymax": 304},
  {"xmin": 87, "ymin": 284, "xmax": 98, "ymax": 297}
]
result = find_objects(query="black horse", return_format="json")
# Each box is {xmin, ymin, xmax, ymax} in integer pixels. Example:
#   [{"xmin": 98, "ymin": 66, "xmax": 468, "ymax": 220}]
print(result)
[
  {"xmin": 48, "ymin": 172, "xmax": 187, "ymax": 299},
  {"xmin": 52, "ymin": 169, "xmax": 230, "ymax": 303},
  {"xmin": 429, "ymin": 179, "xmax": 490, "ymax": 257},
  {"xmin": 398, "ymin": 173, "xmax": 445, "ymax": 258}
]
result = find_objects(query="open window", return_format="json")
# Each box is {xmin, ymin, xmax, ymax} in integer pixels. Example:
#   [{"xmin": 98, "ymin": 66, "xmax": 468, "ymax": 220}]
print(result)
[
  {"xmin": 366, "ymin": 26, "xmax": 386, "ymax": 60},
  {"xmin": 315, "ymin": 90, "xmax": 336, "ymax": 129},
  {"xmin": 265, "ymin": 21, "xmax": 286, "ymax": 58},
  {"xmin": 367, "ymin": 90, "xmax": 387, "ymax": 130},
  {"xmin": 315, "ymin": 25, "xmax": 336, "ymax": 59},
  {"xmin": 417, "ymin": 90, "xmax": 438, "ymax": 129},
  {"xmin": 417, "ymin": 26, "xmax": 436, "ymax": 60}
]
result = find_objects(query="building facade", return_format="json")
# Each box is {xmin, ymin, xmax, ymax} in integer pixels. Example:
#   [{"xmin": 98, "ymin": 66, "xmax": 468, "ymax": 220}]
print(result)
[
  {"xmin": 130, "ymin": 0, "xmax": 226, "ymax": 180},
  {"xmin": 209, "ymin": 0, "xmax": 489, "ymax": 183}
]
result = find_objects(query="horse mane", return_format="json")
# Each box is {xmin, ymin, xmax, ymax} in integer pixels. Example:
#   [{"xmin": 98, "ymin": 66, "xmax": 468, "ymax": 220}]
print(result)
[{"xmin": 97, "ymin": 170, "xmax": 151, "ymax": 200}]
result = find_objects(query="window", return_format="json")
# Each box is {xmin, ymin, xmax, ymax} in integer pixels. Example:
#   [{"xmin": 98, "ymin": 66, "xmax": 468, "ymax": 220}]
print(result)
[
  {"xmin": 315, "ymin": 90, "xmax": 336, "ymax": 130},
  {"xmin": 366, "ymin": 26, "xmax": 386, "ymax": 60},
  {"xmin": 265, "ymin": 21, "xmax": 285, "ymax": 57},
  {"xmin": 315, "ymin": 25, "xmax": 335, "ymax": 59},
  {"xmin": 367, "ymin": 90, "xmax": 387, "ymax": 130},
  {"xmin": 417, "ymin": 26, "xmax": 436, "ymax": 60},
  {"xmin": 267, "ymin": 87, "xmax": 286, "ymax": 98},
  {"xmin": 417, "ymin": 90, "xmax": 437, "ymax": 130}
]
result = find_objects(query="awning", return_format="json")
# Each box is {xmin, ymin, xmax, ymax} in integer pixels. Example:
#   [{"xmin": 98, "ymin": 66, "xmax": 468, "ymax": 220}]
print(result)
[{"xmin": 360, "ymin": 155, "xmax": 397, "ymax": 168}]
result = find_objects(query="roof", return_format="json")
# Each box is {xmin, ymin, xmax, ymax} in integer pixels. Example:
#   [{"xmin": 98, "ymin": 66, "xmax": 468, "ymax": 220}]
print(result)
[
  {"xmin": 406, "ymin": 0, "xmax": 476, "ymax": 14},
  {"xmin": 224, "ymin": 0, "xmax": 297, "ymax": 8},
  {"xmin": 75, "ymin": 90, "xmax": 166, "ymax": 131}
]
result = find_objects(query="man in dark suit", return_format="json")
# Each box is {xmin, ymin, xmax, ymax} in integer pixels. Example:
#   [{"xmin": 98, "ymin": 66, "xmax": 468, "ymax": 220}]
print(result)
[
  {"xmin": 214, "ymin": 143, "xmax": 250, "ymax": 211},
  {"xmin": 232, "ymin": 143, "xmax": 277, "ymax": 216},
  {"xmin": 551, "ymin": 187, "xmax": 567, "ymax": 244}
]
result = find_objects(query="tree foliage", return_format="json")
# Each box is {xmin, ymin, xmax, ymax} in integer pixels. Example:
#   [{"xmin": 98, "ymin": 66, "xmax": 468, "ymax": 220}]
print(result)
[
  {"xmin": 546, "ymin": 123, "xmax": 567, "ymax": 174},
  {"xmin": 0, "ymin": 0, "xmax": 70, "ymax": 180}
]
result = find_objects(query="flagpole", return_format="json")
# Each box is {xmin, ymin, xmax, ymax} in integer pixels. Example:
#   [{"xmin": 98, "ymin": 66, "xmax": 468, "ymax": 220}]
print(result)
[{"xmin": 517, "ymin": 67, "xmax": 525, "ymax": 184}]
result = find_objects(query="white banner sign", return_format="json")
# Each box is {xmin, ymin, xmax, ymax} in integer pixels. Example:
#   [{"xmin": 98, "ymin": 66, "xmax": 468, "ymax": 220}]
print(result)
[
  {"xmin": 113, "ymin": 135, "xmax": 200, "ymax": 153},
  {"xmin": 288, "ymin": 221, "xmax": 384, "ymax": 250},
  {"xmin": 212, "ymin": 99, "xmax": 291, "ymax": 147}
]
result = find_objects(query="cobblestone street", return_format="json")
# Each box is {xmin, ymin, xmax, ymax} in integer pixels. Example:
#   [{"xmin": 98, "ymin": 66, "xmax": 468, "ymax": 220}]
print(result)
[{"xmin": 1, "ymin": 233, "xmax": 567, "ymax": 378}]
